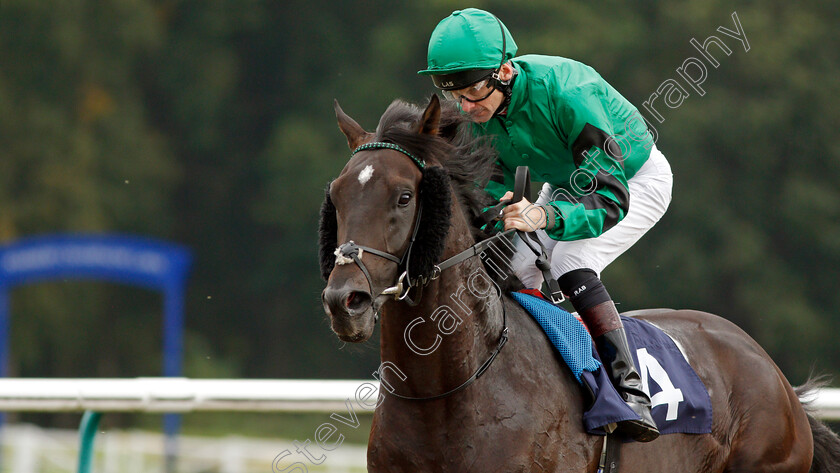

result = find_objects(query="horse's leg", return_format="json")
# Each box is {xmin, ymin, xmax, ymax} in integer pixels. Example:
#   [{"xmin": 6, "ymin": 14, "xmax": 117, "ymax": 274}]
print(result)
[
  {"xmin": 721, "ymin": 366, "xmax": 812, "ymax": 473},
  {"xmin": 630, "ymin": 310, "xmax": 813, "ymax": 473}
]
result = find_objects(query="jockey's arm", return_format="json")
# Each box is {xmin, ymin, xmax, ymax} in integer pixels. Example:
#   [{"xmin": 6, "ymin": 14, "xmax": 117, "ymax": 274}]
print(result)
[{"xmin": 540, "ymin": 85, "xmax": 631, "ymax": 241}]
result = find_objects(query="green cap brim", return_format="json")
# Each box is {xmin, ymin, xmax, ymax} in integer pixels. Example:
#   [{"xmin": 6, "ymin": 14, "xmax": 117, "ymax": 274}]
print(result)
[{"xmin": 423, "ymin": 68, "xmax": 495, "ymax": 90}]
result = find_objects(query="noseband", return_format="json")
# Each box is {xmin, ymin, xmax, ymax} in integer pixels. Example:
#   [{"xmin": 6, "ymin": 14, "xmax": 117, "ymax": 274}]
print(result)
[{"xmin": 333, "ymin": 204, "xmax": 424, "ymax": 303}]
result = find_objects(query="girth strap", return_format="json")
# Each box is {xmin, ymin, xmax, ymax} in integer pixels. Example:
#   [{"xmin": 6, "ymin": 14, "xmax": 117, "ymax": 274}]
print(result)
[{"xmin": 597, "ymin": 433, "xmax": 621, "ymax": 473}]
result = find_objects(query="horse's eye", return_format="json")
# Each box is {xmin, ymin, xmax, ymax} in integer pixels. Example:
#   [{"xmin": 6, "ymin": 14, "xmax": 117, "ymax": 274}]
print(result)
[{"xmin": 398, "ymin": 192, "xmax": 412, "ymax": 207}]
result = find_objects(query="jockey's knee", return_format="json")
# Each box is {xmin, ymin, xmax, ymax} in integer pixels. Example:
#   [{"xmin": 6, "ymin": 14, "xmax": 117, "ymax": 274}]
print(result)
[
  {"xmin": 557, "ymin": 268, "xmax": 611, "ymax": 312},
  {"xmin": 511, "ymin": 238, "xmax": 541, "ymax": 288}
]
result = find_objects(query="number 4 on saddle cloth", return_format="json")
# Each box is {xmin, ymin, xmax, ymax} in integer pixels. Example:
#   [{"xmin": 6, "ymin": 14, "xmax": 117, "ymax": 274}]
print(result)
[{"xmin": 510, "ymin": 291, "xmax": 713, "ymax": 436}]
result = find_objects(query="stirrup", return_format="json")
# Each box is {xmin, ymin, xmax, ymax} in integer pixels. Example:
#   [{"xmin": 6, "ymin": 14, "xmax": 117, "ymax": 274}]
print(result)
[{"xmin": 616, "ymin": 404, "xmax": 659, "ymax": 442}]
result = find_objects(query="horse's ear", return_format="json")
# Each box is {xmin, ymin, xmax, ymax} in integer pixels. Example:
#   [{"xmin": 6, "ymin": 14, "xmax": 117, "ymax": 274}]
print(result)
[
  {"xmin": 407, "ymin": 166, "xmax": 452, "ymax": 279},
  {"xmin": 335, "ymin": 100, "xmax": 373, "ymax": 150},
  {"xmin": 416, "ymin": 94, "xmax": 441, "ymax": 136},
  {"xmin": 437, "ymin": 99, "xmax": 464, "ymax": 142},
  {"xmin": 318, "ymin": 181, "xmax": 338, "ymax": 281}
]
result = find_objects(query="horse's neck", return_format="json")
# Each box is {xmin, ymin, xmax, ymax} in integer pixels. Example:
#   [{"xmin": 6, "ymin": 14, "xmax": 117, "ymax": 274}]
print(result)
[{"xmin": 378, "ymin": 207, "xmax": 503, "ymax": 397}]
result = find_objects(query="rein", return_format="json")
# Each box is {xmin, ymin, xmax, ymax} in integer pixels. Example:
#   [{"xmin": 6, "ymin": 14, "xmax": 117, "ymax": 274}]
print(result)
[
  {"xmin": 384, "ymin": 288, "xmax": 508, "ymax": 402},
  {"xmin": 333, "ymin": 141, "xmax": 511, "ymax": 402}
]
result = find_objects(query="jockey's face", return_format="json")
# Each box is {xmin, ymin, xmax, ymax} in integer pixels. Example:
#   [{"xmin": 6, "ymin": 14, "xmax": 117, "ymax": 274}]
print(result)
[{"xmin": 453, "ymin": 63, "xmax": 514, "ymax": 123}]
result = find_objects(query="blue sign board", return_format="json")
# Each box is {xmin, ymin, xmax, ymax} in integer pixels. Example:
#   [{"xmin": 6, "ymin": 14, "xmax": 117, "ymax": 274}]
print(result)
[
  {"xmin": 0, "ymin": 234, "xmax": 191, "ymax": 290},
  {"xmin": 0, "ymin": 234, "xmax": 192, "ymax": 448}
]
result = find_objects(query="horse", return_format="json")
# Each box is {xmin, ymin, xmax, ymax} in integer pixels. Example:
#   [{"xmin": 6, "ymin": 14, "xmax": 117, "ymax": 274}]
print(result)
[{"xmin": 319, "ymin": 95, "xmax": 840, "ymax": 472}]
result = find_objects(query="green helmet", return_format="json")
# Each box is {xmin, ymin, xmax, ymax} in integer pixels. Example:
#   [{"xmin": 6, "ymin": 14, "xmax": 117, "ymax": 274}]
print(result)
[{"xmin": 418, "ymin": 8, "xmax": 518, "ymax": 90}]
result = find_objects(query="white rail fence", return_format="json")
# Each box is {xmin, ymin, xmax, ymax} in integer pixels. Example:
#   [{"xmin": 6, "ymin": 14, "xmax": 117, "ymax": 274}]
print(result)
[
  {"xmin": 0, "ymin": 378, "xmax": 838, "ymax": 419},
  {"xmin": 0, "ymin": 379, "xmax": 380, "ymax": 473},
  {"xmin": 0, "ymin": 378, "xmax": 376, "ymax": 414},
  {"xmin": 0, "ymin": 378, "xmax": 837, "ymax": 473}
]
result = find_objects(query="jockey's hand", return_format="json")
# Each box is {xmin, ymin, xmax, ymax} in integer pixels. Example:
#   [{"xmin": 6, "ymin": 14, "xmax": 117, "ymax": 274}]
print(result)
[{"xmin": 500, "ymin": 191, "xmax": 546, "ymax": 232}]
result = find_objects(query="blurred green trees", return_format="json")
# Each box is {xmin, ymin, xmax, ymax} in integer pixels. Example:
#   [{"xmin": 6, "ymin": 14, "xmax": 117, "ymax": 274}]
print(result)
[{"xmin": 1, "ymin": 0, "xmax": 838, "ymax": 403}]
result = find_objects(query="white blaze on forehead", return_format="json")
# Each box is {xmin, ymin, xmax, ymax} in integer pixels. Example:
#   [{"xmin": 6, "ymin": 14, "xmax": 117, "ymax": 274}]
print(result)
[{"xmin": 358, "ymin": 164, "xmax": 374, "ymax": 186}]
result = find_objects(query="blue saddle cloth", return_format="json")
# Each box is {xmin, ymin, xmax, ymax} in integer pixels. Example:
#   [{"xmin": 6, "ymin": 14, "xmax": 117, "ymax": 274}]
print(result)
[{"xmin": 511, "ymin": 292, "xmax": 712, "ymax": 436}]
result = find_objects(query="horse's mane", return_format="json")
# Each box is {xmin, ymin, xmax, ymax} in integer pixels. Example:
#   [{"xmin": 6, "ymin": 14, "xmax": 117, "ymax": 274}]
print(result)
[{"xmin": 374, "ymin": 97, "xmax": 522, "ymax": 290}]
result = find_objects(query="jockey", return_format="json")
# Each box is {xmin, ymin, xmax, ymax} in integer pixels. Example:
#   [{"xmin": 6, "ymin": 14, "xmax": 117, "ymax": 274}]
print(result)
[{"xmin": 419, "ymin": 8, "xmax": 673, "ymax": 442}]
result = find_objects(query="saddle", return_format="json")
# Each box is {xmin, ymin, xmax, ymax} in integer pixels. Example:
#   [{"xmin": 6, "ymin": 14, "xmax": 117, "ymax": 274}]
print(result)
[
  {"xmin": 511, "ymin": 291, "xmax": 713, "ymax": 431},
  {"xmin": 487, "ymin": 167, "xmax": 711, "ymax": 471}
]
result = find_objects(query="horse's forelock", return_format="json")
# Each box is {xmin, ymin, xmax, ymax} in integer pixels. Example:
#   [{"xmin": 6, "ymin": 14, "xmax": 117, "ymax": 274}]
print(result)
[
  {"xmin": 375, "ymin": 100, "xmax": 422, "ymax": 138},
  {"xmin": 375, "ymin": 99, "xmax": 457, "ymax": 159}
]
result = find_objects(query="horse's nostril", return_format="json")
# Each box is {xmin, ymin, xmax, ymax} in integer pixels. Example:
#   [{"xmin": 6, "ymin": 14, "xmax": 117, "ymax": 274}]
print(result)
[
  {"xmin": 323, "ymin": 287, "xmax": 372, "ymax": 316},
  {"xmin": 345, "ymin": 291, "xmax": 372, "ymax": 313}
]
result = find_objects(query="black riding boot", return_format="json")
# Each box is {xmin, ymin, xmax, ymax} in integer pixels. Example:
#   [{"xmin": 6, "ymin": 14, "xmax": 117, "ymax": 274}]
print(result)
[{"xmin": 581, "ymin": 301, "xmax": 660, "ymax": 443}]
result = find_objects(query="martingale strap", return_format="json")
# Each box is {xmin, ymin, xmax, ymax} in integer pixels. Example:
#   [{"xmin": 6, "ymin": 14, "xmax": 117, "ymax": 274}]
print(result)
[
  {"xmin": 477, "ymin": 166, "xmax": 565, "ymax": 305},
  {"xmin": 382, "ymin": 283, "xmax": 509, "ymax": 402}
]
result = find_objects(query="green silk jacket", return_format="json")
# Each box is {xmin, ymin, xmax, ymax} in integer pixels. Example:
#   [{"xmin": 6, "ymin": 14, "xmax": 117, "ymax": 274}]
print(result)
[{"xmin": 476, "ymin": 55, "xmax": 655, "ymax": 241}]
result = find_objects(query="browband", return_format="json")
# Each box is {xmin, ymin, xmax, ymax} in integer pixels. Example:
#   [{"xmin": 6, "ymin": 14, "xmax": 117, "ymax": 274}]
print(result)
[{"xmin": 351, "ymin": 142, "xmax": 426, "ymax": 170}]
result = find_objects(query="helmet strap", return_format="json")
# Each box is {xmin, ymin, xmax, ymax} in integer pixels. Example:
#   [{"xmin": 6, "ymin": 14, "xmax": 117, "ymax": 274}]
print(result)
[
  {"xmin": 490, "ymin": 14, "xmax": 514, "ymax": 117},
  {"xmin": 491, "ymin": 67, "xmax": 517, "ymax": 117}
]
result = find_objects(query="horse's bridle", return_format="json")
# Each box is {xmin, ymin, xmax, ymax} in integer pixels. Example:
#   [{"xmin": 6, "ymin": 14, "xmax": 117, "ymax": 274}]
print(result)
[
  {"xmin": 332, "ymin": 141, "xmax": 511, "ymax": 401},
  {"xmin": 332, "ymin": 141, "xmax": 429, "ymax": 304},
  {"xmin": 334, "ymin": 142, "xmax": 520, "ymax": 303}
]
